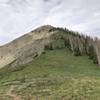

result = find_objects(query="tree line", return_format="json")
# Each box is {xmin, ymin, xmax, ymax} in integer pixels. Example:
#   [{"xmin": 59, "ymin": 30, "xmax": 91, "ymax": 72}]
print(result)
[{"xmin": 47, "ymin": 27, "xmax": 100, "ymax": 65}]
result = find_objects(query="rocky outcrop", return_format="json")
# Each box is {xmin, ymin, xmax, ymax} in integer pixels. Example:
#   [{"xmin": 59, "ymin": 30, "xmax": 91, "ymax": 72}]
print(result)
[{"xmin": 0, "ymin": 25, "xmax": 58, "ymax": 68}]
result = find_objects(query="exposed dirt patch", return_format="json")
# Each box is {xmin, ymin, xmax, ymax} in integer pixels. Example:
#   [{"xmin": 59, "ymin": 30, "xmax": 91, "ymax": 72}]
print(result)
[{"xmin": 6, "ymin": 85, "xmax": 22, "ymax": 100}]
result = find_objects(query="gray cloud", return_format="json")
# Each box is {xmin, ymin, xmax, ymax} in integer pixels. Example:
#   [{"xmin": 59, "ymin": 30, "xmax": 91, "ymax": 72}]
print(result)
[{"xmin": 0, "ymin": 0, "xmax": 100, "ymax": 45}]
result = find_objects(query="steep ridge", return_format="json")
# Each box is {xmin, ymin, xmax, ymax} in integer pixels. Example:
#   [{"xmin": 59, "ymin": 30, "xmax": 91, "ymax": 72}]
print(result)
[{"xmin": 0, "ymin": 25, "xmax": 57, "ymax": 68}]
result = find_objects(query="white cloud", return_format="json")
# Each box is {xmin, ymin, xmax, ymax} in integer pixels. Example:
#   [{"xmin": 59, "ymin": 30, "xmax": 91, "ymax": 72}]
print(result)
[{"xmin": 0, "ymin": 0, "xmax": 100, "ymax": 45}]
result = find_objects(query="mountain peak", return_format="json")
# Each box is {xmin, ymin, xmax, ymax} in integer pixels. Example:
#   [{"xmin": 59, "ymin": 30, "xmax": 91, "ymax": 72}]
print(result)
[
  {"xmin": 0, "ymin": 25, "xmax": 100, "ymax": 69},
  {"xmin": 32, "ymin": 25, "xmax": 54, "ymax": 32},
  {"xmin": 39, "ymin": 25, "xmax": 54, "ymax": 29}
]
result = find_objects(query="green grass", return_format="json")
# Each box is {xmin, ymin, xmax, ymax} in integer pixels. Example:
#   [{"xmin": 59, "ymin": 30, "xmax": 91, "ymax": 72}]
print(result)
[{"xmin": 0, "ymin": 48, "xmax": 100, "ymax": 100}]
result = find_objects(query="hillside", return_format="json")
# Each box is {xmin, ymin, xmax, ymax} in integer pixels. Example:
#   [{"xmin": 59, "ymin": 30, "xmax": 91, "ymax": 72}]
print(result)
[
  {"xmin": 0, "ymin": 48, "xmax": 100, "ymax": 100},
  {"xmin": 0, "ymin": 25, "xmax": 100, "ymax": 100},
  {"xmin": 0, "ymin": 25, "xmax": 100, "ymax": 69}
]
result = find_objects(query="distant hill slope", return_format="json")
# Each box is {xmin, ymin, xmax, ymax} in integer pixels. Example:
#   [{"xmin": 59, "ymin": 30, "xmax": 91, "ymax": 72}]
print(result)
[{"xmin": 0, "ymin": 25, "xmax": 100, "ymax": 69}]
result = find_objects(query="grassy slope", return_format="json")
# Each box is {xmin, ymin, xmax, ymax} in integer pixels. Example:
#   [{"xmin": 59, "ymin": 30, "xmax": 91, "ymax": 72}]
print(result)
[{"xmin": 0, "ymin": 48, "xmax": 100, "ymax": 100}]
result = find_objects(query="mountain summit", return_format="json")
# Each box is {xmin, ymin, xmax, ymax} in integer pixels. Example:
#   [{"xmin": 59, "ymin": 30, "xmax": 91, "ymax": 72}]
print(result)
[{"xmin": 0, "ymin": 25, "xmax": 100, "ymax": 69}]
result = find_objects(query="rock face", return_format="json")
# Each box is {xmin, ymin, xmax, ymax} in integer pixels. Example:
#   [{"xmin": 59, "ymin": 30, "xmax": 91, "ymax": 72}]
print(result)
[{"xmin": 0, "ymin": 25, "xmax": 58, "ymax": 68}]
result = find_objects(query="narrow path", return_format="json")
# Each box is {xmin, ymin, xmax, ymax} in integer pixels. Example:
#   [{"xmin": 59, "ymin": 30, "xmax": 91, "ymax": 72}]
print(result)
[{"xmin": 6, "ymin": 85, "xmax": 22, "ymax": 100}]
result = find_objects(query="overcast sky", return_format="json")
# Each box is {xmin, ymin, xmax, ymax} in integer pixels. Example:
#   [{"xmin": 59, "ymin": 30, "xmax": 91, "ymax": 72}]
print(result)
[{"xmin": 0, "ymin": 0, "xmax": 100, "ymax": 45}]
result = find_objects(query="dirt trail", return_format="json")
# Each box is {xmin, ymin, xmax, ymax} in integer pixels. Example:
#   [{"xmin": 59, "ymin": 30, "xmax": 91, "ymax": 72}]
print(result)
[{"xmin": 6, "ymin": 85, "xmax": 22, "ymax": 100}]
